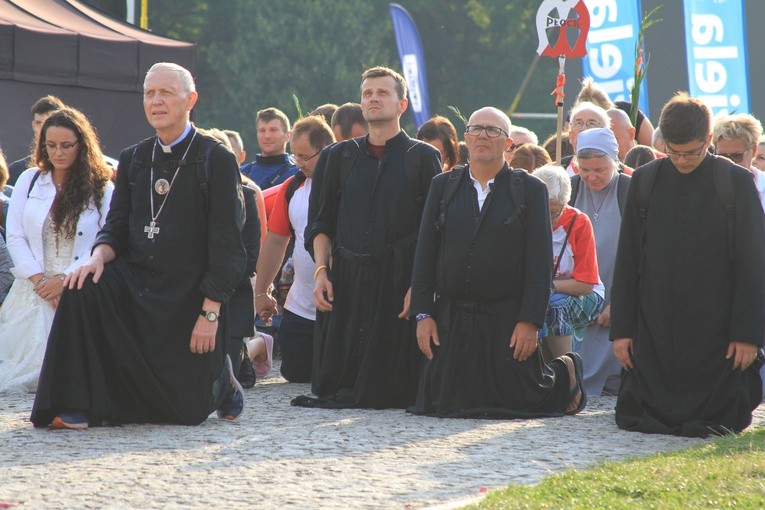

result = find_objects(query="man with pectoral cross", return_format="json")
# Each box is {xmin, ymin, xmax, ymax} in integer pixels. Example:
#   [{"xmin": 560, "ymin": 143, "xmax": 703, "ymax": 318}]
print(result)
[{"xmin": 31, "ymin": 63, "xmax": 247, "ymax": 430}]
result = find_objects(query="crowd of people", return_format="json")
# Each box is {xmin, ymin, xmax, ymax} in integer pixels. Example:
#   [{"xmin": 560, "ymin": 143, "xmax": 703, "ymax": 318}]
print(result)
[{"xmin": 0, "ymin": 62, "xmax": 762, "ymax": 439}]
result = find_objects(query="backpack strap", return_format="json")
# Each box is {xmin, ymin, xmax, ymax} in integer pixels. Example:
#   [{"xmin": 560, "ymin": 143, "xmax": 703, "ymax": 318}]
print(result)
[
  {"xmin": 636, "ymin": 160, "xmax": 660, "ymax": 275},
  {"xmin": 505, "ymin": 169, "xmax": 526, "ymax": 227},
  {"xmin": 435, "ymin": 166, "xmax": 464, "ymax": 232},
  {"xmin": 196, "ymin": 138, "xmax": 222, "ymax": 215},
  {"xmin": 27, "ymin": 171, "xmax": 41, "ymax": 196},
  {"xmin": 616, "ymin": 172, "xmax": 630, "ymax": 216},
  {"xmin": 336, "ymin": 137, "xmax": 362, "ymax": 200},
  {"xmin": 285, "ymin": 172, "xmax": 307, "ymax": 205},
  {"xmin": 404, "ymin": 140, "xmax": 428, "ymax": 207},
  {"xmin": 711, "ymin": 156, "xmax": 735, "ymax": 261},
  {"xmin": 568, "ymin": 174, "xmax": 580, "ymax": 207}
]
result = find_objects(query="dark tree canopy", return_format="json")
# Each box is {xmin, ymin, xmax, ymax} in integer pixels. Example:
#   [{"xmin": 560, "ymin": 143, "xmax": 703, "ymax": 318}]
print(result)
[{"xmin": 85, "ymin": 0, "xmax": 564, "ymax": 155}]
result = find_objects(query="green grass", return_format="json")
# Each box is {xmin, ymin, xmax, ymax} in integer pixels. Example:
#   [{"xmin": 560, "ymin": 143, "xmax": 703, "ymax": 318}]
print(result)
[{"xmin": 466, "ymin": 427, "xmax": 765, "ymax": 509}]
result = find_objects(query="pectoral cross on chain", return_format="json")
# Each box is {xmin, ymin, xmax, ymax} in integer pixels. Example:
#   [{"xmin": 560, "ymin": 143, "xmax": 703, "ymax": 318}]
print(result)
[{"xmin": 144, "ymin": 220, "xmax": 160, "ymax": 239}]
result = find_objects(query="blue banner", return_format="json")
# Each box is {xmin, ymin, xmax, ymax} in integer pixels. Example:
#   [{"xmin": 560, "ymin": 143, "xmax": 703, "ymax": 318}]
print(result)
[
  {"xmin": 683, "ymin": 0, "xmax": 749, "ymax": 116},
  {"xmin": 389, "ymin": 3, "xmax": 430, "ymax": 128},
  {"xmin": 582, "ymin": 0, "xmax": 649, "ymax": 118}
]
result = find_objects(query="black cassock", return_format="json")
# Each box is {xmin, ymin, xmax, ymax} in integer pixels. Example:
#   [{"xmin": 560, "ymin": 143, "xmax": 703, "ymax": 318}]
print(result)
[
  {"xmin": 610, "ymin": 155, "xmax": 765, "ymax": 437},
  {"xmin": 31, "ymin": 129, "xmax": 246, "ymax": 426},
  {"xmin": 409, "ymin": 167, "xmax": 572, "ymax": 418},
  {"xmin": 300, "ymin": 131, "xmax": 441, "ymax": 409}
]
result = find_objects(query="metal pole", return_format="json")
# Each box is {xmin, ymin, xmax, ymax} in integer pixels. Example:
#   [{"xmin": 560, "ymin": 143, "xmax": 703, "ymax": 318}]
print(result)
[
  {"xmin": 507, "ymin": 53, "xmax": 541, "ymax": 117},
  {"xmin": 140, "ymin": 0, "xmax": 148, "ymax": 30}
]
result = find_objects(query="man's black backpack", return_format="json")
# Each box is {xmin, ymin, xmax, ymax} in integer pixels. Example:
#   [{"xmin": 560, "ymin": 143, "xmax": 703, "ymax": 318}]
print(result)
[
  {"xmin": 331, "ymin": 136, "xmax": 431, "ymax": 208},
  {"xmin": 636, "ymin": 156, "xmax": 735, "ymax": 273},
  {"xmin": 434, "ymin": 166, "xmax": 527, "ymax": 232}
]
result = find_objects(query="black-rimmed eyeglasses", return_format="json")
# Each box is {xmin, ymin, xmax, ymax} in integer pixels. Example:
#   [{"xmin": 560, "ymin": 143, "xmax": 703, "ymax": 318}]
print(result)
[{"xmin": 465, "ymin": 125, "xmax": 508, "ymax": 138}]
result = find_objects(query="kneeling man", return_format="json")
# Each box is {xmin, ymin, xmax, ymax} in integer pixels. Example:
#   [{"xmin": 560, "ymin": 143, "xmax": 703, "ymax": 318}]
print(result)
[
  {"xmin": 409, "ymin": 107, "xmax": 585, "ymax": 418},
  {"xmin": 31, "ymin": 63, "xmax": 247, "ymax": 429}
]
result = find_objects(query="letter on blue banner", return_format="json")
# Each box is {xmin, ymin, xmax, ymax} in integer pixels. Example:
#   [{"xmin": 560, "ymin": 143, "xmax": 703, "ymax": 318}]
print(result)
[
  {"xmin": 389, "ymin": 3, "xmax": 431, "ymax": 128},
  {"xmin": 683, "ymin": 0, "xmax": 749, "ymax": 116},
  {"xmin": 582, "ymin": 0, "xmax": 649, "ymax": 118}
]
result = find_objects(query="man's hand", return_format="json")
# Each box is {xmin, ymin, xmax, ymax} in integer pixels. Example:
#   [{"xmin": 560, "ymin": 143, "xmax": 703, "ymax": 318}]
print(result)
[
  {"xmin": 613, "ymin": 337, "xmax": 634, "ymax": 370},
  {"xmin": 509, "ymin": 321, "xmax": 538, "ymax": 361},
  {"xmin": 398, "ymin": 287, "xmax": 412, "ymax": 319},
  {"xmin": 313, "ymin": 270, "xmax": 333, "ymax": 312},
  {"xmin": 190, "ymin": 316, "xmax": 217, "ymax": 354},
  {"xmin": 416, "ymin": 317, "xmax": 440, "ymax": 360},
  {"xmin": 726, "ymin": 341, "xmax": 759, "ymax": 371},
  {"xmin": 65, "ymin": 245, "xmax": 114, "ymax": 289},
  {"xmin": 596, "ymin": 304, "xmax": 611, "ymax": 327},
  {"xmin": 255, "ymin": 293, "xmax": 278, "ymax": 322}
]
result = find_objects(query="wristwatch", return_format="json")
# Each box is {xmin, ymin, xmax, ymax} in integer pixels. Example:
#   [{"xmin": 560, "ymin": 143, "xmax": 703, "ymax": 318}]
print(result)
[{"xmin": 200, "ymin": 310, "xmax": 220, "ymax": 322}]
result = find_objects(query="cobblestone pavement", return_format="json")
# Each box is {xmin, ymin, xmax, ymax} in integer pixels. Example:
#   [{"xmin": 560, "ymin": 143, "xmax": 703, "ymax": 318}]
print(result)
[{"xmin": 1, "ymin": 366, "xmax": 762, "ymax": 509}]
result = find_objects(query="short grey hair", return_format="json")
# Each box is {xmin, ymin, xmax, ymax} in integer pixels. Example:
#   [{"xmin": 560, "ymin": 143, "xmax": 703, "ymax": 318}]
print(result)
[
  {"xmin": 652, "ymin": 127, "xmax": 664, "ymax": 147},
  {"xmin": 570, "ymin": 101, "xmax": 609, "ymax": 127},
  {"xmin": 509, "ymin": 125, "xmax": 539, "ymax": 145},
  {"xmin": 145, "ymin": 62, "xmax": 196, "ymax": 94},
  {"xmin": 534, "ymin": 164, "xmax": 571, "ymax": 204}
]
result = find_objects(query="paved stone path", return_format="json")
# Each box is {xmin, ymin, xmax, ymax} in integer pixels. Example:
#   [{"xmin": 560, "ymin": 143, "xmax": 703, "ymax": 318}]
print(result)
[{"xmin": 1, "ymin": 367, "xmax": 762, "ymax": 509}]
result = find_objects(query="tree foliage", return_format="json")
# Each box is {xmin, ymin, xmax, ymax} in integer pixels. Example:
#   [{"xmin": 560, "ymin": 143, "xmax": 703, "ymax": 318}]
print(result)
[{"xmin": 85, "ymin": 0, "xmax": 565, "ymax": 154}]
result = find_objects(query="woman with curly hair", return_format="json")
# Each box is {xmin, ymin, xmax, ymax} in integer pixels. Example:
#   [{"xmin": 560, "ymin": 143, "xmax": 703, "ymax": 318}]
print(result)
[{"xmin": 0, "ymin": 107, "xmax": 114, "ymax": 393}]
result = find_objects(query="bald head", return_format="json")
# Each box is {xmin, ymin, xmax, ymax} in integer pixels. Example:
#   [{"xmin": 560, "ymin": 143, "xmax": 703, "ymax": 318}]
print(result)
[
  {"xmin": 468, "ymin": 107, "xmax": 511, "ymax": 134},
  {"xmin": 607, "ymin": 108, "xmax": 636, "ymax": 160}
]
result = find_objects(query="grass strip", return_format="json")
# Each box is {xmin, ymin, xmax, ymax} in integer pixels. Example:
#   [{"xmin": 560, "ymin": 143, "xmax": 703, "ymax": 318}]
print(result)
[{"xmin": 467, "ymin": 427, "xmax": 765, "ymax": 509}]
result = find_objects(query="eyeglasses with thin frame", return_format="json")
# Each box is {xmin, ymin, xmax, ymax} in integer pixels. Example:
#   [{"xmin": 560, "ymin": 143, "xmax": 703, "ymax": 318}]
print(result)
[
  {"xmin": 45, "ymin": 140, "xmax": 79, "ymax": 153},
  {"xmin": 715, "ymin": 148, "xmax": 749, "ymax": 164},
  {"xmin": 571, "ymin": 119, "xmax": 603, "ymax": 131},
  {"xmin": 665, "ymin": 141, "xmax": 707, "ymax": 161},
  {"xmin": 293, "ymin": 149, "xmax": 321, "ymax": 165},
  {"xmin": 465, "ymin": 125, "xmax": 508, "ymax": 138}
]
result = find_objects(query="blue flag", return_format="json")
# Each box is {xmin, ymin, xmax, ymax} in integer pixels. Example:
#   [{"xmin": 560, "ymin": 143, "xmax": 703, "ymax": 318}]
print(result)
[
  {"xmin": 389, "ymin": 4, "xmax": 431, "ymax": 128},
  {"xmin": 582, "ymin": 0, "xmax": 649, "ymax": 117},
  {"xmin": 683, "ymin": 0, "xmax": 749, "ymax": 116}
]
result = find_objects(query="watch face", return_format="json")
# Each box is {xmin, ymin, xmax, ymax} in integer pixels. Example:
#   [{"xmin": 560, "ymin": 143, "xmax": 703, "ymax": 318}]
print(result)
[{"xmin": 203, "ymin": 311, "xmax": 218, "ymax": 321}]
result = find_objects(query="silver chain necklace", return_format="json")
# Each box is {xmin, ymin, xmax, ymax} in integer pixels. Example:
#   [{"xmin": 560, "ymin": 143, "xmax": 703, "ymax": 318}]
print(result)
[
  {"xmin": 586, "ymin": 178, "xmax": 615, "ymax": 222},
  {"xmin": 144, "ymin": 131, "xmax": 196, "ymax": 239}
]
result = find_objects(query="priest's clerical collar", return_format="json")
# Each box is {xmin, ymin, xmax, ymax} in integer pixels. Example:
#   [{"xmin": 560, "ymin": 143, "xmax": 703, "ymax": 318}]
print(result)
[{"xmin": 158, "ymin": 123, "xmax": 193, "ymax": 153}]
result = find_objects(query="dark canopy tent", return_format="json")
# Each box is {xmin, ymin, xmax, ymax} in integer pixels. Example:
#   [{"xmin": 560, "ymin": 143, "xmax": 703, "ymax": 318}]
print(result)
[{"xmin": 0, "ymin": 0, "xmax": 195, "ymax": 162}]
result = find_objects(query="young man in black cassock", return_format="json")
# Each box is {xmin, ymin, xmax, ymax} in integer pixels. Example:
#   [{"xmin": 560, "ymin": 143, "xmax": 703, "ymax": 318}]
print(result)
[
  {"xmin": 610, "ymin": 93, "xmax": 765, "ymax": 437},
  {"xmin": 296, "ymin": 66, "xmax": 441, "ymax": 409},
  {"xmin": 30, "ymin": 63, "xmax": 247, "ymax": 429},
  {"xmin": 409, "ymin": 107, "xmax": 585, "ymax": 418}
]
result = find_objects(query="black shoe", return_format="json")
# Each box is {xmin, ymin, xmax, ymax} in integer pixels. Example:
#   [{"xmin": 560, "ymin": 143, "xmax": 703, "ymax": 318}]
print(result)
[{"xmin": 237, "ymin": 354, "xmax": 256, "ymax": 389}]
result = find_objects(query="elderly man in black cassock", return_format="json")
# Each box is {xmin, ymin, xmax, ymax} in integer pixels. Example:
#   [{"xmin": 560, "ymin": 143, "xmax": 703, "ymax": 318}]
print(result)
[
  {"xmin": 610, "ymin": 93, "xmax": 765, "ymax": 437},
  {"xmin": 409, "ymin": 107, "xmax": 585, "ymax": 418},
  {"xmin": 31, "ymin": 63, "xmax": 247, "ymax": 429}
]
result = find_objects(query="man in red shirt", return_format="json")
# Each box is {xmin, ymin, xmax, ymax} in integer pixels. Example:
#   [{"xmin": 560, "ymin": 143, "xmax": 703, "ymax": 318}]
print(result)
[{"xmin": 254, "ymin": 116, "xmax": 335, "ymax": 382}]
